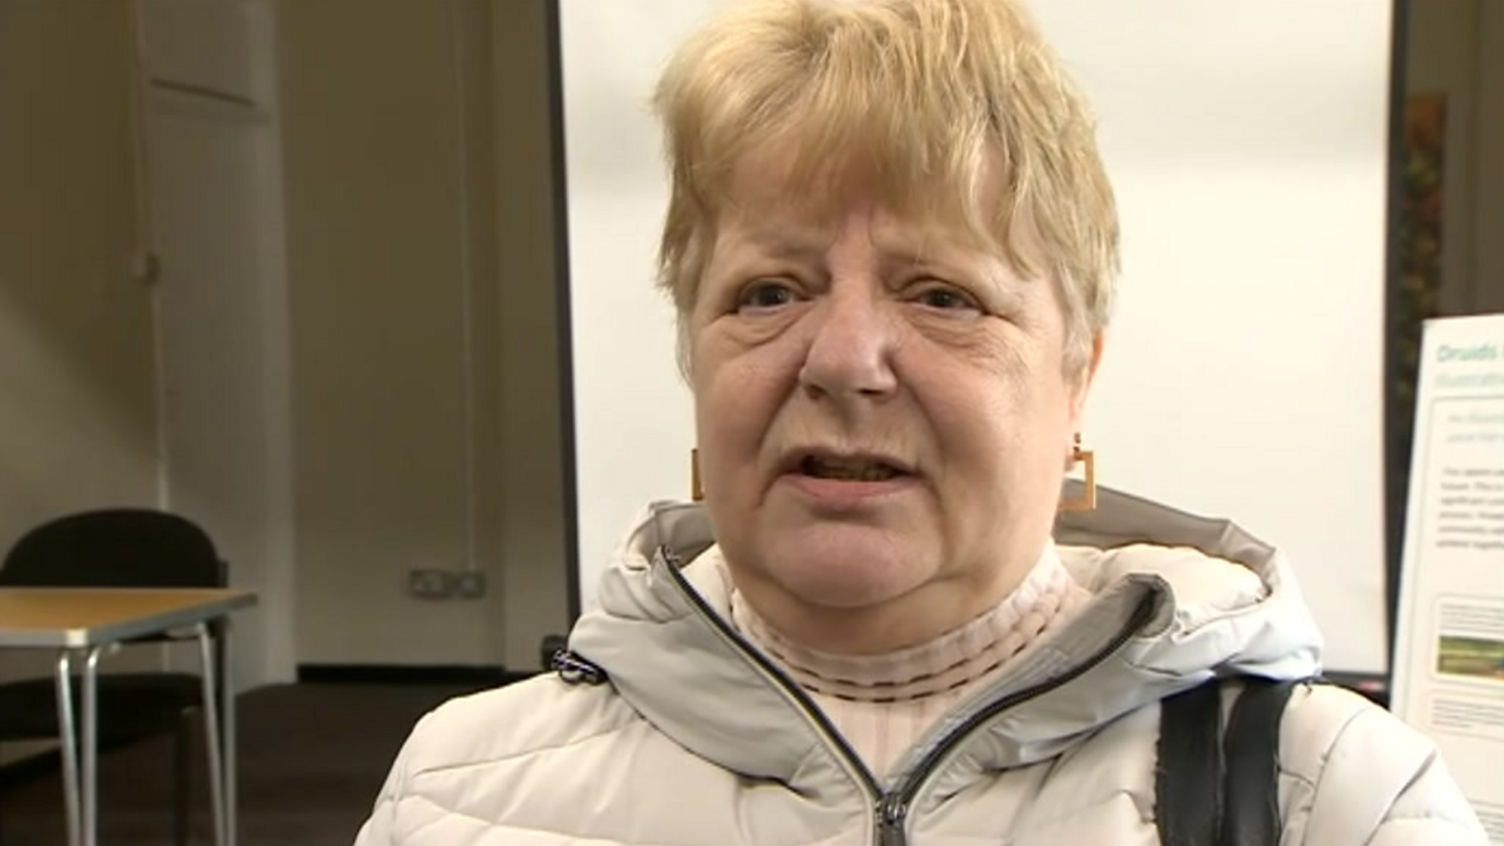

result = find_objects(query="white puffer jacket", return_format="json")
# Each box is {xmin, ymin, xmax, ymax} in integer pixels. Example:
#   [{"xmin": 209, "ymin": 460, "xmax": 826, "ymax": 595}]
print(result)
[{"xmin": 354, "ymin": 488, "xmax": 1487, "ymax": 845}]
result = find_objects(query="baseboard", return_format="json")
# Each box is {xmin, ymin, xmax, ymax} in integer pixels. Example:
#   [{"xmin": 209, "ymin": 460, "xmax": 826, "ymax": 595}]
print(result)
[{"xmin": 295, "ymin": 664, "xmax": 532, "ymax": 686}]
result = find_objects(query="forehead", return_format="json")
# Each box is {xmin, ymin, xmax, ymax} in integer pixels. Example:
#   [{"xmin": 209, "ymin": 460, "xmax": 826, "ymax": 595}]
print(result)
[
  {"xmin": 712, "ymin": 148, "xmax": 1006, "ymax": 263},
  {"xmin": 712, "ymin": 132, "xmax": 1028, "ymax": 252},
  {"xmin": 714, "ymin": 201, "xmax": 970, "ymax": 270}
]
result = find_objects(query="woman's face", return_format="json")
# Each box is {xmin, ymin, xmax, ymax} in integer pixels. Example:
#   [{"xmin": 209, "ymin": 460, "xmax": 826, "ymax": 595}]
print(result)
[{"xmin": 690, "ymin": 187, "xmax": 1100, "ymax": 652}]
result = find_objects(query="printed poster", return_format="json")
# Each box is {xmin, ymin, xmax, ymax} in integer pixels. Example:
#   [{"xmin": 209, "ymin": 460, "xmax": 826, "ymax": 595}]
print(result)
[{"xmin": 1391, "ymin": 313, "xmax": 1504, "ymax": 843}]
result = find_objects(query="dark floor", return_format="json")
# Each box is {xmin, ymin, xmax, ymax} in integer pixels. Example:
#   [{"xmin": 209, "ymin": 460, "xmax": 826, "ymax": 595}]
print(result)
[{"xmin": 0, "ymin": 682, "xmax": 487, "ymax": 846}]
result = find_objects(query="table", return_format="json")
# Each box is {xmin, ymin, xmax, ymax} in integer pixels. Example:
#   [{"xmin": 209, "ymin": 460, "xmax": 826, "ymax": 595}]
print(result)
[{"xmin": 0, "ymin": 588, "xmax": 256, "ymax": 846}]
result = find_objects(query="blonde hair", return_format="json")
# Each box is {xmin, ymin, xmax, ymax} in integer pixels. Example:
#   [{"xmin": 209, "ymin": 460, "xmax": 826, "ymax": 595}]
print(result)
[{"xmin": 651, "ymin": 0, "xmax": 1119, "ymax": 377}]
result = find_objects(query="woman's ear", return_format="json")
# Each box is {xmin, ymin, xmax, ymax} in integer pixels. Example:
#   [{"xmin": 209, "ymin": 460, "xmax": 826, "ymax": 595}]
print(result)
[
  {"xmin": 676, "ymin": 317, "xmax": 696, "ymax": 387},
  {"xmin": 1067, "ymin": 333, "xmax": 1106, "ymax": 430}
]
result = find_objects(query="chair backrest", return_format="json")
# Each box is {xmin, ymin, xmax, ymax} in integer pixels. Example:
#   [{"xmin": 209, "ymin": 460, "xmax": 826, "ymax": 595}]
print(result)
[{"xmin": 0, "ymin": 508, "xmax": 226, "ymax": 588}]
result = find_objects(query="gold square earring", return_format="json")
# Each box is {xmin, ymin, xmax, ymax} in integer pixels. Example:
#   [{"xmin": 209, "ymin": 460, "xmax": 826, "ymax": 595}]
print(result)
[
  {"xmin": 1059, "ymin": 433, "xmax": 1096, "ymax": 512},
  {"xmin": 690, "ymin": 448, "xmax": 704, "ymax": 501}
]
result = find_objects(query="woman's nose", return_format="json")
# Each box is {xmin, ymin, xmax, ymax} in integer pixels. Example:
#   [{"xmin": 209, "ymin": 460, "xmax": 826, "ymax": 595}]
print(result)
[{"xmin": 797, "ymin": 287, "xmax": 899, "ymax": 402}]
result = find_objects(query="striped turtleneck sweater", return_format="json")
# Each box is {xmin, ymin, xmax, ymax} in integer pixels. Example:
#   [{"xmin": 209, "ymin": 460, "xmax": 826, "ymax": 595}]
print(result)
[{"xmin": 719, "ymin": 544, "xmax": 1090, "ymax": 779}]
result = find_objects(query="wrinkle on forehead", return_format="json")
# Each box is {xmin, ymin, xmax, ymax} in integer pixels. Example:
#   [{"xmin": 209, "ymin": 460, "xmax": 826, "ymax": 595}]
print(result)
[{"xmin": 715, "ymin": 139, "xmax": 1047, "ymax": 283}]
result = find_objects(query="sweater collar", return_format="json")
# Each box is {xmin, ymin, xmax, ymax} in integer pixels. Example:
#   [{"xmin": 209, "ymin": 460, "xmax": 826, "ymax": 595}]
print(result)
[
  {"xmin": 723, "ymin": 543, "xmax": 1089, "ymax": 703},
  {"xmin": 567, "ymin": 488, "xmax": 1322, "ymax": 794}
]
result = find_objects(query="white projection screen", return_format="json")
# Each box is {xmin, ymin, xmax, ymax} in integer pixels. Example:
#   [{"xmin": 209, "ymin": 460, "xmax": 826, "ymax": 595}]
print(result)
[{"xmin": 556, "ymin": 0, "xmax": 1395, "ymax": 673}]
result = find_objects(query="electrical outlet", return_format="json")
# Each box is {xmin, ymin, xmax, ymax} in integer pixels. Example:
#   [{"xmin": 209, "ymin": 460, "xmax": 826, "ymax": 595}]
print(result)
[
  {"xmin": 407, "ymin": 568, "xmax": 454, "ymax": 600},
  {"xmin": 454, "ymin": 570, "xmax": 486, "ymax": 599}
]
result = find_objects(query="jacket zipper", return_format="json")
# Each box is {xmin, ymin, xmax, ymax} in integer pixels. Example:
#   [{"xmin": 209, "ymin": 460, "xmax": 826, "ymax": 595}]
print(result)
[
  {"xmin": 658, "ymin": 549, "xmax": 886, "ymax": 802},
  {"xmin": 875, "ymin": 592, "xmax": 1159, "ymax": 843},
  {"xmin": 659, "ymin": 546, "xmax": 1158, "ymax": 846}
]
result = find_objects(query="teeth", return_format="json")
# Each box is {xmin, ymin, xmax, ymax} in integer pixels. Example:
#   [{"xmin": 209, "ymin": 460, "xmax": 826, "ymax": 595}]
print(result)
[{"xmin": 802, "ymin": 457, "xmax": 901, "ymax": 481}]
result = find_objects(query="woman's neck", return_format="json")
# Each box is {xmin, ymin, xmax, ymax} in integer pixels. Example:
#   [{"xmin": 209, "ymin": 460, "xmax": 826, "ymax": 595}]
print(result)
[
  {"xmin": 719, "ymin": 543, "xmax": 1089, "ymax": 778},
  {"xmin": 725, "ymin": 542, "xmax": 1088, "ymax": 702}
]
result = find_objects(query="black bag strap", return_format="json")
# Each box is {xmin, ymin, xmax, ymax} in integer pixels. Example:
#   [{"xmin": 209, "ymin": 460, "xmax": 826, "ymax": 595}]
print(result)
[
  {"xmin": 1220, "ymin": 678, "xmax": 1305, "ymax": 846},
  {"xmin": 1156, "ymin": 676, "xmax": 1314, "ymax": 846},
  {"xmin": 1155, "ymin": 680, "xmax": 1225, "ymax": 846}
]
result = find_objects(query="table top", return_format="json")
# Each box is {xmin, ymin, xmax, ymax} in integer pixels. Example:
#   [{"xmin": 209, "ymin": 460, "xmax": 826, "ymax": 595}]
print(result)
[{"xmin": 0, "ymin": 588, "xmax": 257, "ymax": 648}]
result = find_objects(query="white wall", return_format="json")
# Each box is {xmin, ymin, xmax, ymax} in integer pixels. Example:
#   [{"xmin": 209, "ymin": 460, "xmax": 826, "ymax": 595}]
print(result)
[
  {"xmin": 559, "ymin": 0, "xmax": 1394, "ymax": 672},
  {"xmin": 278, "ymin": 0, "xmax": 504, "ymax": 667},
  {"xmin": 0, "ymin": 0, "xmax": 164, "ymax": 763},
  {"xmin": 558, "ymin": 0, "xmax": 708, "ymax": 614},
  {"xmin": 137, "ymin": 0, "xmax": 298, "ymax": 691},
  {"xmin": 278, "ymin": 0, "xmax": 570, "ymax": 670},
  {"xmin": 490, "ymin": 0, "xmax": 573, "ymax": 669},
  {"xmin": 0, "ymin": 0, "xmax": 573, "ymax": 708}
]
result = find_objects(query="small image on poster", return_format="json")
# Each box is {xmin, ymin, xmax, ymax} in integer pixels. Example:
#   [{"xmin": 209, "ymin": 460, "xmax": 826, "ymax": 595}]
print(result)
[
  {"xmin": 1434, "ymin": 597, "xmax": 1504, "ymax": 684},
  {"xmin": 1438, "ymin": 635, "xmax": 1504, "ymax": 682}
]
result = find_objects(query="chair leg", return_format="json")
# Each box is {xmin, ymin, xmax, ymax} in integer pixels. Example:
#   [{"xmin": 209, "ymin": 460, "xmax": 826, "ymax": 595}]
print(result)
[{"xmin": 173, "ymin": 714, "xmax": 191, "ymax": 846}]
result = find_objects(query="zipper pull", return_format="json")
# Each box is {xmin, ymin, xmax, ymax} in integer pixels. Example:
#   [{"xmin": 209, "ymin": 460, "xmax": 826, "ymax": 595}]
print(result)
[
  {"xmin": 875, "ymin": 795, "xmax": 908, "ymax": 846},
  {"xmin": 551, "ymin": 650, "xmax": 608, "ymax": 685}
]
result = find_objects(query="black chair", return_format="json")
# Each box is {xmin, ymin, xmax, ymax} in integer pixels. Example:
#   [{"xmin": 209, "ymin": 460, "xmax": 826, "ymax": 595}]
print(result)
[{"xmin": 0, "ymin": 508, "xmax": 226, "ymax": 846}]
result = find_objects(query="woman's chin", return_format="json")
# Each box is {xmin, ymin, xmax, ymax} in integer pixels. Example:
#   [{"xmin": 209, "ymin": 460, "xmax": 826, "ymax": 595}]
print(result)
[{"xmin": 757, "ymin": 528, "xmax": 936, "ymax": 611}]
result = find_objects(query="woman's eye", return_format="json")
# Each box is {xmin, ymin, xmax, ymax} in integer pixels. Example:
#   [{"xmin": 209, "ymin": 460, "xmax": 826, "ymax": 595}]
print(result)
[
  {"xmin": 914, "ymin": 285, "xmax": 979, "ymax": 312},
  {"xmin": 737, "ymin": 281, "xmax": 797, "ymax": 311}
]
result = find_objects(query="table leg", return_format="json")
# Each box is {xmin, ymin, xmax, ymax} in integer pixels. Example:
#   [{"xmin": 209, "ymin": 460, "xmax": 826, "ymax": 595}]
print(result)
[
  {"xmin": 220, "ymin": 620, "xmax": 237, "ymax": 846},
  {"xmin": 196, "ymin": 622, "xmax": 227, "ymax": 846},
  {"xmin": 81, "ymin": 646, "xmax": 103, "ymax": 846},
  {"xmin": 53, "ymin": 650, "xmax": 81, "ymax": 846}
]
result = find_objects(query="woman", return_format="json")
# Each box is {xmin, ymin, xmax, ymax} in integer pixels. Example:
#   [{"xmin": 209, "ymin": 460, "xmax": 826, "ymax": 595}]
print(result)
[{"xmin": 355, "ymin": 0, "xmax": 1486, "ymax": 842}]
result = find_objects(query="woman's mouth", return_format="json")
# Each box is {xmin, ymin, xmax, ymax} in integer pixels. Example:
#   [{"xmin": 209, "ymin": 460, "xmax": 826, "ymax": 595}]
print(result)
[
  {"xmin": 781, "ymin": 452, "xmax": 918, "ymax": 511},
  {"xmin": 799, "ymin": 455, "xmax": 905, "ymax": 482}
]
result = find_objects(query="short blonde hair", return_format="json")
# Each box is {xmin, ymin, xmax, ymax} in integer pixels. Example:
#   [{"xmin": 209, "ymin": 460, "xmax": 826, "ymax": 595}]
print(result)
[{"xmin": 651, "ymin": 0, "xmax": 1120, "ymax": 376}]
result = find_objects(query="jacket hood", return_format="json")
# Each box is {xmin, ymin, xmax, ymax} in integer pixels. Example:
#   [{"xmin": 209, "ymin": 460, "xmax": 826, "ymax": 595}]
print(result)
[{"xmin": 568, "ymin": 483, "xmax": 1324, "ymax": 800}]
